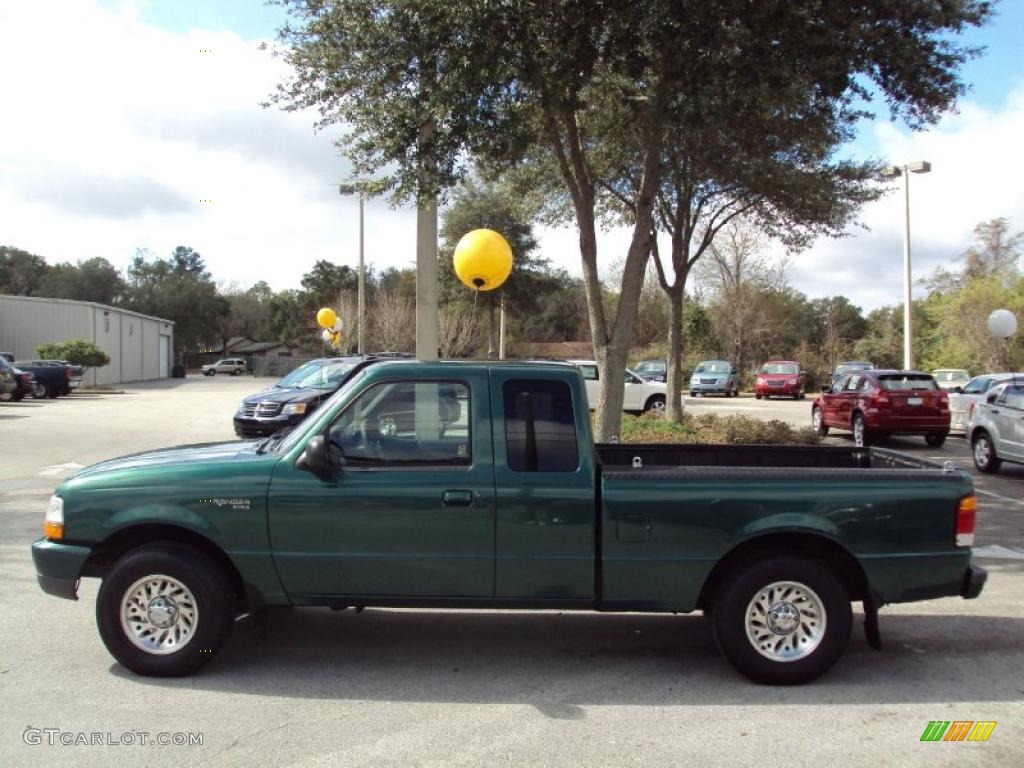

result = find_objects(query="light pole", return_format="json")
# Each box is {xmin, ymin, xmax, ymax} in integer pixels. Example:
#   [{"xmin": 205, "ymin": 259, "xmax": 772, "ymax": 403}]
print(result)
[
  {"xmin": 338, "ymin": 184, "xmax": 365, "ymax": 355},
  {"xmin": 881, "ymin": 160, "xmax": 931, "ymax": 370}
]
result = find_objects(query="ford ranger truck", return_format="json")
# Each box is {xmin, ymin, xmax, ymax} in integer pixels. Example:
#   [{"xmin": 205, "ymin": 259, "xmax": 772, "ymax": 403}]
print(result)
[{"xmin": 31, "ymin": 359, "xmax": 986, "ymax": 684}]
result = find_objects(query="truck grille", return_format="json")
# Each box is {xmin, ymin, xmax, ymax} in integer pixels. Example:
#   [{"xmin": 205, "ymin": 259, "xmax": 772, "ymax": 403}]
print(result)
[
  {"xmin": 700, "ymin": 378, "xmax": 717, "ymax": 385},
  {"xmin": 241, "ymin": 403, "xmax": 257, "ymax": 417},
  {"xmin": 256, "ymin": 402, "xmax": 282, "ymax": 417}
]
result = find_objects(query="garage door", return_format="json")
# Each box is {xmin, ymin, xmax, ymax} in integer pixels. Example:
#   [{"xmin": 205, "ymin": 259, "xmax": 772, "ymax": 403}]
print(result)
[{"xmin": 159, "ymin": 335, "xmax": 170, "ymax": 377}]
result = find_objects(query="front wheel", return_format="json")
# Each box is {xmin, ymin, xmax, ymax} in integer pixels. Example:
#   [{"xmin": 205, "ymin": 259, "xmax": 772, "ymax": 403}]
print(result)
[
  {"xmin": 232, "ymin": 368, "xmax": 242, "ymax": 376},
  {"xmin": 96, "ymin": 544, "xmax": 234, "ymax": 676},
  {"xmin": 972, "ymin": 432, "xmax": 1001, "ymax": 473},
  {"xmin": 925, "ymin": 432, "xmax": 947, "ymax": 448},
  {"xmin": 711, "ymin": 556, "xmax": 852, "ymax": 685},
  {"xmin": 811, "ymin": 407, "xmax": 828, "ymax": 436}
]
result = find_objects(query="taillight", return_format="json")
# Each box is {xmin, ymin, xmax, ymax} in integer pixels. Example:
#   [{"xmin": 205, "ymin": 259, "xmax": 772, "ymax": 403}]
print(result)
[
  {"xmin": 65, "ymin": 367, "xmax": 72, "ymax": 381},
  {"xmin": 938, "ymin": 391, "xmax": 949, "ymax": 409},
  {"xmin": 872, "ymin": 388, "xmax": 889, "ymax": 405},
  {"xmin": 955, "ymin": 496, "xmax": 976, "ymax": 547}
]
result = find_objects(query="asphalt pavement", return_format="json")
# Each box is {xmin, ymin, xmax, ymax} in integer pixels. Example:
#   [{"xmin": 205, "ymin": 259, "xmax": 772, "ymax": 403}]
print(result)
[{"xmin": 1, "ymin": 378, "xmax": 1021, "ymax": 767}]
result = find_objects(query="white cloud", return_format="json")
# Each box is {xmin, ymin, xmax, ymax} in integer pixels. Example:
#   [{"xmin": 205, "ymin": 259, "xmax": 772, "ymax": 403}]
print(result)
[{"xmin": 2, "ymin": 0, "xmax": 1022, "ymax": 316}]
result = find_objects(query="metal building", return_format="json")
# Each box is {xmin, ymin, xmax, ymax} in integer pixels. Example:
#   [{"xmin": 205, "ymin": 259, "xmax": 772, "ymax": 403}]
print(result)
[{"xmin": 0, "ymin": 295, "xmax": 174, "ymax": 386}]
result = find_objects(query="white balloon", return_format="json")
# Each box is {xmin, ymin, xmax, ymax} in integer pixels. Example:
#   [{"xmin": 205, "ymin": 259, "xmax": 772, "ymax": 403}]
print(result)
[
  {"xmin": 332, "ymin": 318, "xmax": 344, "ymax": 332},
  {"xmin": 987, "ymin": 309, "xmax": 1018, "ymax": 339},
  {"xmin": 321, "ymin": 329, "xmax": 333, "ymax": 343}
]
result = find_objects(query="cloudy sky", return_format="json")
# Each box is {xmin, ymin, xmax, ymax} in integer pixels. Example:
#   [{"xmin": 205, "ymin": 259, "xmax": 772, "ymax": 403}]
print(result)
[{"xmin": 2, "ymin": 0, "xmax": 1022, "ymax": 311}]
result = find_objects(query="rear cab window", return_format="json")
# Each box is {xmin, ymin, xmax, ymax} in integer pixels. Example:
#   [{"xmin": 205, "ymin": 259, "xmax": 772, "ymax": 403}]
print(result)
[{"xmin": 503, "ymin": 379, "xmax": 580, "ymax": 472}]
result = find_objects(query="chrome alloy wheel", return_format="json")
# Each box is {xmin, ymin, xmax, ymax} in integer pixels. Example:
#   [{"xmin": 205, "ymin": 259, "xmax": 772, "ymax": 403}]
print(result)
[
  {"xmin": 853, "ymin": 416, "xmax": 865, "ymax": 447},
  {"xmin": 120, "ymin": 575, "xmax": 198, "ymax": 655},
  {"xmin": 745, "ymin": 580, "xmax": 827, "ymax": 662},
  {"xmin": 974, "ymin": 437, "xmax": 992, "ymax": 467},
  {"xmin": 812, "ymin": 408, "xmax": 823, "ymax": 432}
]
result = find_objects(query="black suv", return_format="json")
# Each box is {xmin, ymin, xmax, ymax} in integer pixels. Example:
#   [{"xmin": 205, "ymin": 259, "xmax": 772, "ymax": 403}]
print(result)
[{"xmin": 233, "ymin": 354, "xmax": 411, "ymax": 438}]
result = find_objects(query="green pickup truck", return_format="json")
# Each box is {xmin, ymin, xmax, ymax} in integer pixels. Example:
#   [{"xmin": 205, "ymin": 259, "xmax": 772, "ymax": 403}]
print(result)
[{"xmin": 32, "ymin": 359, "xmax": 986, "ymax": 684}]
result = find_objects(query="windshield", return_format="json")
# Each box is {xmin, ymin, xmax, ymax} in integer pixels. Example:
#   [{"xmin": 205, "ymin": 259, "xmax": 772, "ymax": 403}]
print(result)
[
  {"xmin": 961, "ymin": 376, "xmax": 998, "ymax": 395},
  {"xmin": 878, "ymin": 374, "xmax": 938, "ymax": 391},
  {"xmin": 760, "ymin": 363, "xmax": 798, "ymax": 375},
  {"xmin": 277, "ymin": 360, "xmax": 324, "ymax": 388},
  {"xmin": 634, "ymin": 361, "xmax": 665, "ymax": 373},
  {"xmin": 695, "ymin": 361, "xmax": 730, "ymax": 374},
  {"xmin": 280, "ymin": 360, "xmax": 356, "ymax": 390},
  {"xmin": 274, "ymin": 369, "xmax": 369, "ymax": 454}
]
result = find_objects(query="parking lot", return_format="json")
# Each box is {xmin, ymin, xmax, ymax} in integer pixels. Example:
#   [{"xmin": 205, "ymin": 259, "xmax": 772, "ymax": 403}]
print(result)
[{"xmin": 2, "ymin": 377, "xmax": 1023, "ymax": 767}]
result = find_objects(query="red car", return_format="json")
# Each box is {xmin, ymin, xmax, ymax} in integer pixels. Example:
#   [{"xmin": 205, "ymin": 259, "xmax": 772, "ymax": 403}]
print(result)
[
  {"xmin": 754, "ymin": 360, "xmax": 805, "ymax": 400},
  {"xmin": 811, "ymin": 370, "xmax": 950, "ymax": 447}
]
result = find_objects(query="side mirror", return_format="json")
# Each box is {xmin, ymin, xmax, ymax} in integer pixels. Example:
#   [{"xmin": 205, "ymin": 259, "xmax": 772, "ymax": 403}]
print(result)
[
  {"xmin": 296, "ymin": 435, "xmax": 329, "ymax": 472},
  {"xmin": 953, "ymin": 386, "xmax": 963, "ymax": 394},
  {"xmin": 986, "ymin": 391, "xmax": 999, "ymax": 404}
]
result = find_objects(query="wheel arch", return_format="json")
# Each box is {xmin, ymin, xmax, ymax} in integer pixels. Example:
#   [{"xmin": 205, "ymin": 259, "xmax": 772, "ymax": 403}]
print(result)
[
  {"xmin": 82, "ymin": 523, "xmax": 249, "ymax": 610},
  {"xmin": 696, "ymin": 532, "xmax": 870, "ymax": 611}
]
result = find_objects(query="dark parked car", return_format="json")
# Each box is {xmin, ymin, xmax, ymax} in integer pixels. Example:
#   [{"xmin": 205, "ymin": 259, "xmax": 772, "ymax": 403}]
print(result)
[
  {"xmin": 754, "ymin": 360, "xmax": 806, "ymax": 400},
  {"xmin": 233, "ymin": 354, "xmax": 411, "ymax": 438},
  {"xmin": 812, "ymin": 370, "xmax": 950, "ymax": 447},
  {"xmin": 633, "ymin": 359, "xmax": 667, "ymax": 382},
  {"xmin": 12, "ymin": 360, "xmax": 78, "ymax": 398}
]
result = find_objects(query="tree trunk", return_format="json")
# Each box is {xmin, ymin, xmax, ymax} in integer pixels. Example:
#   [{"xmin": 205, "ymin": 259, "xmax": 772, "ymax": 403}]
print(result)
[{"xmin": 666, "ymin": 286, "xmax": 685, "ymax": 422}]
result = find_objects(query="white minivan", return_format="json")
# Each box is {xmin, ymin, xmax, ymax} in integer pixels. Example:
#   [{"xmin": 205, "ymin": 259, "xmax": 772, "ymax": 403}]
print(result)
[{"xmin": 569, "ymin": 359, "xmax": 676, "ymax": 415}]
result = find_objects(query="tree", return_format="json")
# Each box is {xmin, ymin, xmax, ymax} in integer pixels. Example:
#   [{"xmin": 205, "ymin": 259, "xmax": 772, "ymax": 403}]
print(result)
[
  {"xmin": 372, "ymin": 287, "xmax": 416, "ymax": 352},
  {"xmin": 35, "ymin": 339, "xmax": 111, "ymax": 370},
  {"xmin": 125, "ymin": 247, "xmax": 228, "ymax": 366},
  {"xmin": 271, "ymin": 0, "xmax": 992, "ymax": 439},
  {"xmin": 300, "ymin": 260, "xmax": 358, "ymax": 310},
  {"xmin": 808, "ymin": 297, "xmax": 868, "ymax": 370},
  {"xmin": 0, "ymin": 246, "xmax": 49, "ymax": 296},
  {"xmin": 961, "ymin": 217, "xmax": 1023, "ymax": 284},
  {"xmin": 36, "ymin": 257, "xmax": 126, "ymax": 305}
]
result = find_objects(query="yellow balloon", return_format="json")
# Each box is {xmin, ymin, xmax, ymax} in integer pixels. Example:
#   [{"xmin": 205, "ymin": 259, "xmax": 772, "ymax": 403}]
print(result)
[
  {"xmin": 316, "ymin": 307, "xmax": 337, "ymax": 329},
  {"xmin": 453, "ymin": 228, "xmax": 513, "ymax": 291}
]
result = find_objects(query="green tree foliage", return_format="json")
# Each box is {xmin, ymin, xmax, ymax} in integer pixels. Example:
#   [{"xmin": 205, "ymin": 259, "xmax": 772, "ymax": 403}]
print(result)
[
  {"xmin": 270, "ymin": 0, "xmax": 991, "ymax": 439},
  {"xmin": 125, "ymin": 247, "xmax": 228, "ymax": 365},
  {"xmin": 0, "ymin": 246, "xmax": 49, "ymax": 295},
  {"xmin": 300, "ymin": 260, "xmax": 358, "ymax": 310},
  {"xmin": 36, "ymin": 257, "xmax": 126, "ymax": 305},
  {"xmin": 35, "ymin": 339, "xmax": 111, "ymax": 369}
]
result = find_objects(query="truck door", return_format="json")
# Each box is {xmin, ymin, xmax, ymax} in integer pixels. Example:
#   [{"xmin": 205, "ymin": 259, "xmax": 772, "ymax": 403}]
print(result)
[
  {"xmin": 489, "ymin": 370, "xmax": 597, "ymax": 600},
  {"xmin": 267, "ymin": 370, "xmax": 496, "ymax": 597}
]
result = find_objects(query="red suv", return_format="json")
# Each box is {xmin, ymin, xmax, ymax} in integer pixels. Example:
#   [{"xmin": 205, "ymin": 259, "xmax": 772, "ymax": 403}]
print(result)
[
  {"xmin": 811, "ymin": 370, "xmax": 950, "ymax": 447},
  {"xmin": 754, "ymin": 360, "xmax": 805, "ymax": 400}
]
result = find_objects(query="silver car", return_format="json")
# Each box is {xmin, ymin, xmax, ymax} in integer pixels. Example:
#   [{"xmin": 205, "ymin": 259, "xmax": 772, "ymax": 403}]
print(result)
[
  {"xmin": 948, "ymin": 372, "xmax": 1022, "ymax": 433},
  {"xmin": 968, "ymin": 381, "xmax": 1024, "ymax": 473}
]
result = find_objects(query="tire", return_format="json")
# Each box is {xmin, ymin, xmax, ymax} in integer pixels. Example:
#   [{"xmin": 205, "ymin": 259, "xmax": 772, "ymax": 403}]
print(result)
[
  {"xmin": 852, "ymin": 413, "xmax": 869, "ymax": 447},
  {"xmin": 96, "ymin": 544, "xmax": 234, "ymax": 676},
  {"xmin": 811, "ymin": 407, "xmax": 828, "ymax": 436},
  {"xmin": 31, "ymin": 382, "xmax": 49, "ymax": 399},
  {"xmin": 755, "ymin": 393, "xmax": 762, "ymax": 400},
  {"xmin": 205, "ymin": 370, "xmax": 214, "ymax": 377},
  {"xmin": 972, "ymin": 431, "xmax": 1001, "ymax": 474},
  {"xmin": 691, "ymin": 392, "xmax": 700, "ymax": 398},
  {"xmin": 232, "ymin": 368, "xmax": 242, "ymax": 376},
  {"xmin": 0, "ymin": 391, "xmax": 10, "ymax": 402},
  {"xmin": 925, "ymin": 432, "xmax": 947, "ymax": 448},
  {"xmin": 644, "ymin": 394, "xmax": 666, "ymax": 415},
  {"xmin": 710, "ymin": 555, "xmax": 852, "ymax": 685}
]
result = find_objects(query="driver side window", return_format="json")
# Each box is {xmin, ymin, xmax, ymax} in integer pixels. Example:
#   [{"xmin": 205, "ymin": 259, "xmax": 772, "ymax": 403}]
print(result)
[{"xmin": 327, "ymin": 380, "xmax": 471, "ymax": 467}]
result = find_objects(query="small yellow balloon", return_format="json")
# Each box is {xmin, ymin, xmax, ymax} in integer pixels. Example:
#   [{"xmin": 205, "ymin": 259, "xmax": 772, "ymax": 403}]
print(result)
[
  {"xmin": 316, "ymin": 307, "xmax": 337, "ymax": 329},
  {"xmin": 453, "ymin": 228, "xmax": 513, "ymax": 292}
]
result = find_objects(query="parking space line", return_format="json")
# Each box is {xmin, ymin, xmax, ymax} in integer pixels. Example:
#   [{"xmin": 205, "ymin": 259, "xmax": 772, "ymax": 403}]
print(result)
[{"xmin": 976, "ymin": 489, "xmax": 1024, "ymax": 507}]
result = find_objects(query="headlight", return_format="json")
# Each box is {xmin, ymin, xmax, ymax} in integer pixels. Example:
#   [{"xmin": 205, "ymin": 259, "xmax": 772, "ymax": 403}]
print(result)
[
  {"xmin": 282, "ymin": 403, "xmax": 308, "ymax": 416},
  {"xmin": 44, "ymin": 495, "xmax": 64, "ymax": 540},
  {"xmin": 788, "ymin": 378, "xmax": 798, "ymax": 385}
]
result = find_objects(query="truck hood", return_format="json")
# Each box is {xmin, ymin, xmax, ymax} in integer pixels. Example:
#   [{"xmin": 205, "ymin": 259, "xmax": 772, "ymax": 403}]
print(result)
[{"xmin": 67, "ymin": 440, "xmax": 262, "ymax": 480}]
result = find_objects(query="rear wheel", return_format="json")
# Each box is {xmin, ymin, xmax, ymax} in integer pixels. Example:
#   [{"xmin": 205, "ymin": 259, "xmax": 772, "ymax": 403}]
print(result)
[
  {"xmin": 852, "ymin": 414, "xmax": 869, "ymax": 447},
  {"xmin": 755, "ymin": 393, "xmax": 762, "ymax": 400},
  {"xmin": 96, "ymin": 544, "xmax": 234, "ymax": 676},
  {"xmin": 232, "ymin": 368, "xmax": 242, "ymax": 376},
  {"xmin": 972, "ymin": 431, "xmax": 1001, "ymax": 473},
  {"xmin": 925, "ymin": 432, "xmax": 947, "ymax": 448},
  {"xmin": 644, "ymin": 394, "xmax": 666, "ymax": 415},
  {"xmin": 710, "ymin": 555, "xmax": 852, "ymax": 684},
  {"xmin": 31, "ymin": 382, "xmax": 49, "ymax": 399},
  {"xmin": 811, "ymin": 407, "xmax": 828, "ymax": 436}
]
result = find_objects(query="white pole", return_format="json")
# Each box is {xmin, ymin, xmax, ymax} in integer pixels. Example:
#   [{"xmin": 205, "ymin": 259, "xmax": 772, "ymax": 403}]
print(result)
[
  {"xmin": 357, "ymin": 196, "xmax": 366, "ymax": 355},
  {"xmin": 498, "ymin": 292, "xmax": 506, "ymax": 360},
  {"xmin": 902, "ymin": 167, "xmax": 913, "ymax": 370}
]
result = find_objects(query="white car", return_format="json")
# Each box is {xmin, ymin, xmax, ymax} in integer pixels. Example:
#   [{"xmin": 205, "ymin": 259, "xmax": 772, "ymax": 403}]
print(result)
[
  {"xmin": 201, "ymin": 358, "xmax": 247, "ymax": 376},
  {"xmin": 932, "ymin": 368, "xmax": 970, "ymax": 391},
  {"xmin": 948, "ymin": 372, "xmax": 1022, "ymax": 433},
  {"xmin": 967, "ymin": 380, "xmax": 1024, "ymax": 473},
  {"xmin": 569, "ymin": 359, "xmax": 676, "ymax": 415}
]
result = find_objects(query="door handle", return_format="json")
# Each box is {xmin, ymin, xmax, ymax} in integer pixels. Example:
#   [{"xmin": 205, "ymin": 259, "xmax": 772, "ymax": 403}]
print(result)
[
  {"xmin": 442, "ymin": 490, "xmax": 475, "ymax": 507},
  {"xmin": 990, "ymin": 409, "xmax": 1000, "ymax": 414}
]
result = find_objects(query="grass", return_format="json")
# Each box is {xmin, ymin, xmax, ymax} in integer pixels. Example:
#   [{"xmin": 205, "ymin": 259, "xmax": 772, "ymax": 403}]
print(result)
[{"xmin": 614, "ymin": 411, "xmax": 822, "ymax": 445}]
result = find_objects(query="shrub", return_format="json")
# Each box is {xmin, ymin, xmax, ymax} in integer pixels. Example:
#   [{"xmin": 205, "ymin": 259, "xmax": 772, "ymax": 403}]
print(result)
[
  {"xmin": 35, "ymin": 339, "xmax": 111, "ymax": 368},
  {"xmin": 617, "ymin": 411, "xmax": 821, "ymax": 446}
]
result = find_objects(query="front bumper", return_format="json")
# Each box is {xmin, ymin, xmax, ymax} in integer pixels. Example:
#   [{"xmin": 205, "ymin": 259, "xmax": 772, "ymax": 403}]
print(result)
[
  {"xmin": 234, "ymin": 414, "xmax": 304, "ymax": 438},
  {"xmin": 961, "ymin": 564, "xmax": 987, "ymax": 599},
  {"xmin": 690, "ymin": 381, "xmax": 730, "ymax": 394},
  {"xmin": 756, "ymin": 384, "xmax": 799, "ymax": 397},
  {"xmin": 31, "ymin": 539, "xmax": 92, "ymax": 600}
]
